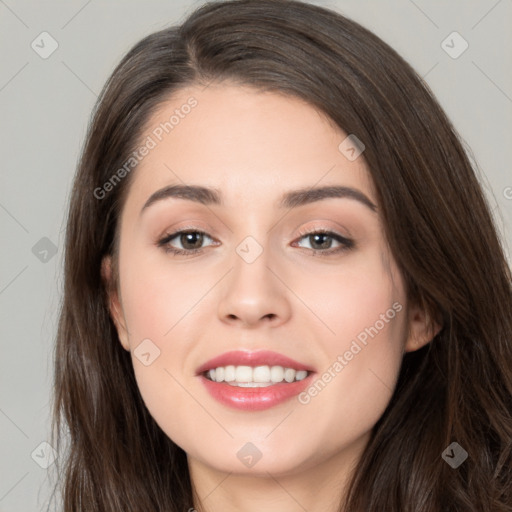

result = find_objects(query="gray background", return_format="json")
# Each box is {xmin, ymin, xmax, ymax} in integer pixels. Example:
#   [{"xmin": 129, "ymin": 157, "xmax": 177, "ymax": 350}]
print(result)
[{"xmin": 1, "ymin": 0, "xmax": 511, "ymax": 510}]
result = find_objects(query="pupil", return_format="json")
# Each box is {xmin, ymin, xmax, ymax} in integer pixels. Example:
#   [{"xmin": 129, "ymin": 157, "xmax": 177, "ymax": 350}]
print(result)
[
  {"xmin": 311, "ymin": 233, "xmax": 330, "ymax": 250},
  {"xmin": 182, "ymin": 232, "xmax": 203, "ymax": 249}
]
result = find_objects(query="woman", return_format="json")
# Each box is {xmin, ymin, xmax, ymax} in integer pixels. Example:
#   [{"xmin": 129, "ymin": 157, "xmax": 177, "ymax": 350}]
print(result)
[{"xmin": 51, "ymin": 0, "xmax": 512, "ymax": 510}]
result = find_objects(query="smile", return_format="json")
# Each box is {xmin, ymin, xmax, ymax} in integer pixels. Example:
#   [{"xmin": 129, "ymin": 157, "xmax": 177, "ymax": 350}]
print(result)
[
  {"xmin": 197, "ymin": 350, "xmax": 316, "ymax": 411},
  {"xmin": 204, "ymin": 365, "xmax": 309, "ymax": 386}
]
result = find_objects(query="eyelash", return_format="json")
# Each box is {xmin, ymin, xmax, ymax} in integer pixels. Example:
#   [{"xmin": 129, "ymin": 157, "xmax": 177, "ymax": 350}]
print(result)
[{"xmin": 157, "ymin": 226, "xmax": 355, "ymax": 258}]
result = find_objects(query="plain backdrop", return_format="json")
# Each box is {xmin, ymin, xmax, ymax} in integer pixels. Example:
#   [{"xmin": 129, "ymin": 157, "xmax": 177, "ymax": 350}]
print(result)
[{"xmin": 0, "ymin": 0, "xmax": 511, "ymax": 510}]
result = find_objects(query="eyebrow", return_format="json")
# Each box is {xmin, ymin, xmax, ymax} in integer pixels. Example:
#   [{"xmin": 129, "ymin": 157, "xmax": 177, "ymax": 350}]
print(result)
[{"xmin": 140, "ymin": 184, "xmax": 377, "ymax": 214}]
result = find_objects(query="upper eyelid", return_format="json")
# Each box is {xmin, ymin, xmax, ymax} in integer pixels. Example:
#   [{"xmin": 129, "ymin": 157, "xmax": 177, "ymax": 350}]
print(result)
[
  {"xmin": 158, "ymin": 228, "xmax": 214, "ymax": 244},
  {"xmin": 158, "ymin": 227, "xmax": 351, "ymax": 246}
]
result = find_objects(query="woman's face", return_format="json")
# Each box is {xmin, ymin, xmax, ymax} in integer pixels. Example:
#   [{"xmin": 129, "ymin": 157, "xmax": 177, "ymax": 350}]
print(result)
[{"xmin": 105, "ymin": 83, "xmax": 431, "ymax": 478}]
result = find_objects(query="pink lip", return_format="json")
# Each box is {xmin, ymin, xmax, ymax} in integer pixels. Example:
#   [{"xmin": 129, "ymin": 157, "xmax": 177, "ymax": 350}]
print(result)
[
  {"xmin": 196, "ymin": 350, "xmax": 316, "ymax": 411},
  {"xmin": 199, "ymin": 376, "xmax": 314, "ymax": 411},
  {"xmin": 196, "ymin": 350, "xmax": 315, "ymax": 375}
]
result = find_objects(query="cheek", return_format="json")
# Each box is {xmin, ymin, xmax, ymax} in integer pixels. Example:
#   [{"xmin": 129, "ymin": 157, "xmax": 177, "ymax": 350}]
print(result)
[
  {"xmin": 116, "ymin": 249, "xmax": 213, "ymax": 438},
  {"xmin": 118, "ymin": 245, "xmax": 205, "ymax": 343},
  {"xmin": 294, "ymin": 251, "xmax": 406, "ymax": 438},
  {"xmin": 295, "ymin": 249, "xmax": 406, "ymax": 351}
]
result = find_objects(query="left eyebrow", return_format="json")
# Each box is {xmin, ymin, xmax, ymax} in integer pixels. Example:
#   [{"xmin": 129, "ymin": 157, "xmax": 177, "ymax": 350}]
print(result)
[
  {"xmin": 140, "ymin": 183, "xmax": 377, "ymax": 215},
  {"xmin": 279, "ymin": 185, "xmax": 377, "ymax": 212}
]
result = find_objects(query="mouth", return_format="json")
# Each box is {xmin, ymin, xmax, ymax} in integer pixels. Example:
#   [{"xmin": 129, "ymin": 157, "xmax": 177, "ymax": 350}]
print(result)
[
  {"xmin": 203, "ymin": 365, "xmax": 310, "ymax": 386},
  {"xmin": 196, "ymin": 350, "xmax": 316, "ymax": 411}
]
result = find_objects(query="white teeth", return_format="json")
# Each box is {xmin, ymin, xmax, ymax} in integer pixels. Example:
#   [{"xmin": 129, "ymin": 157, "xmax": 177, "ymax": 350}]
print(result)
[
  {"xmin": 270, "ymin": 365, "xmax": 284, "ymax": 382},
  {"xmin": 227, "ymin": 381, "xmax": 274, "ymax": 387},
  {"xmin": 235, "ymin": 365, "xmax": 253, "ymax": 382},
  {"xmin": 224, "ymin": 365, "xmax": 236, "ymax": 382},
  {"xmin": 253, "ymin": 365, "xmax": 271, "ymax": 382},
  {"xmin": 205, "ymin": 364, "xmax": 310, "ymax": 384},
  {"xmin": 284, "ymin": 368, "xmax": 296, "ymax": 383}
]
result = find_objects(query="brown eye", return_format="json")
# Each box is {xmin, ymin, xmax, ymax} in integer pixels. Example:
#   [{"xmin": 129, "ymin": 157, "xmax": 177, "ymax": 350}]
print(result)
[
  {"xmin": 177, "ymin": 231, "xmax": 205, "ymax": 250},
  {"xmin": 157, "ymin": 230, "xmax": 215, "ymax": 256},
  {"xmin": 294, "ymin": 229, "xmax": 354, "ymax": 256}
]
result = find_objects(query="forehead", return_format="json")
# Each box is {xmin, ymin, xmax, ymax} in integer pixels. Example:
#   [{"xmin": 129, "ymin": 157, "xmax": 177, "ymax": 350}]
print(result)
[{"xmin": 125, "ymin": 83, "xmax": 376, "ymax": 210}]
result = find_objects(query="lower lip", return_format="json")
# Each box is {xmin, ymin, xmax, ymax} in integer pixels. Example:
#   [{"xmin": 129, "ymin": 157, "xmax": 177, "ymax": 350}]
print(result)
[{"xmin": 199, "ymin": 374, "xmax": 314, "ymax": 411}]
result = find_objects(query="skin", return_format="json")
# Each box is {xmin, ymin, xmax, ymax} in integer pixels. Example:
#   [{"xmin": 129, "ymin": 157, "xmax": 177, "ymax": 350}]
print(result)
[{"xmin": 103, "ymin": 83, "xmax": 438, "ymax": 512}]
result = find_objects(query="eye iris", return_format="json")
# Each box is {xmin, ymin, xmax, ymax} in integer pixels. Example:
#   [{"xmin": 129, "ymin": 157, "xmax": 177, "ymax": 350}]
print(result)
[
  {"xmin": 310, "ymin": 233, "xmax": 331, "ymax": 250},
  {"xmin": 181, "ymin": 232, "xmax": 203, "ymax": 250}
]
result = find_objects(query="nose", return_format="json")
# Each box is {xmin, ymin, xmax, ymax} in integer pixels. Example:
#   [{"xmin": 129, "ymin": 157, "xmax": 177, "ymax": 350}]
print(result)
[{"xmin": 217, "ymin": 247, "xmax": 292, "ymax": 329}]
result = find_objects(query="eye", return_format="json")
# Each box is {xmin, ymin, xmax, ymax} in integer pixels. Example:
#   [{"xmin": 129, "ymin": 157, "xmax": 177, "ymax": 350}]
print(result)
[
  {"xmin": 157, "ymin": 227, "xmax": 354, "ymax": 257},
  {"xmin": 293, "ymin": 229, "xmax": 354, "ymax": 256},
  {"xmin": 157, "ymin": 229, "xmax": 216, "ymax": 256}
]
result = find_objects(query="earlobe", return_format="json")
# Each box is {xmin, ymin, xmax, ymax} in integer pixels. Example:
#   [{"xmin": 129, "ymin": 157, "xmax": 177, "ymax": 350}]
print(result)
[
  {"xmin": 404, "ymin": 303, "xmax": 442, "ymax": 353},
  {"xmin": 101, "ymin": 255, "xmax": 130, "ymax": 351}
]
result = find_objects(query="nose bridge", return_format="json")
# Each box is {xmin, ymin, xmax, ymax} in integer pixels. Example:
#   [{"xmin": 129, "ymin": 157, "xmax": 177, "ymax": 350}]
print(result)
[
  {"xmin": 216, "ymin": 229, "xmax": 292, "ymax": 326},
  {"xmin": 230, "ymin": 232, "xmax": 277, "ymax": 302},
  {"xmin": 229, "ymin": 207, "xmax": 275, "ymax": 278}
]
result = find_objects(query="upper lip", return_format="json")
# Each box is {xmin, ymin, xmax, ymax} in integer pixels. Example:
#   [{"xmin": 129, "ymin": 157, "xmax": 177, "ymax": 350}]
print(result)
[{"xmin": 196, "ymin": 350, "xmax": 315, "ymax": 375}]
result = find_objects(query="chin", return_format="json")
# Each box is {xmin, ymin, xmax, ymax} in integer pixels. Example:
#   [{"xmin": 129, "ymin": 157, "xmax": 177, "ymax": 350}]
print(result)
[{"xmin": 186, "ymin": 439, "xmax": 323, "ymax": 477}]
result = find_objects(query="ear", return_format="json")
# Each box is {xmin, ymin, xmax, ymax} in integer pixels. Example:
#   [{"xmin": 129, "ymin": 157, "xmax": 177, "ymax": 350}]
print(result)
[
  {"xmin": 101, "ymin": 255, "xmax": 130, "ymax": 351},
  {"xmin": 404, "ymin": 301, "xmax": 442, "ymax": 353}
]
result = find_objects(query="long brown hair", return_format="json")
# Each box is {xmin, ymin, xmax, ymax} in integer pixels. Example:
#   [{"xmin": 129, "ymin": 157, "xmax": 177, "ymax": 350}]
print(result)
[{"xmin": 51, "ymin": 0, "xmax": 512, "ymax": 510}]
